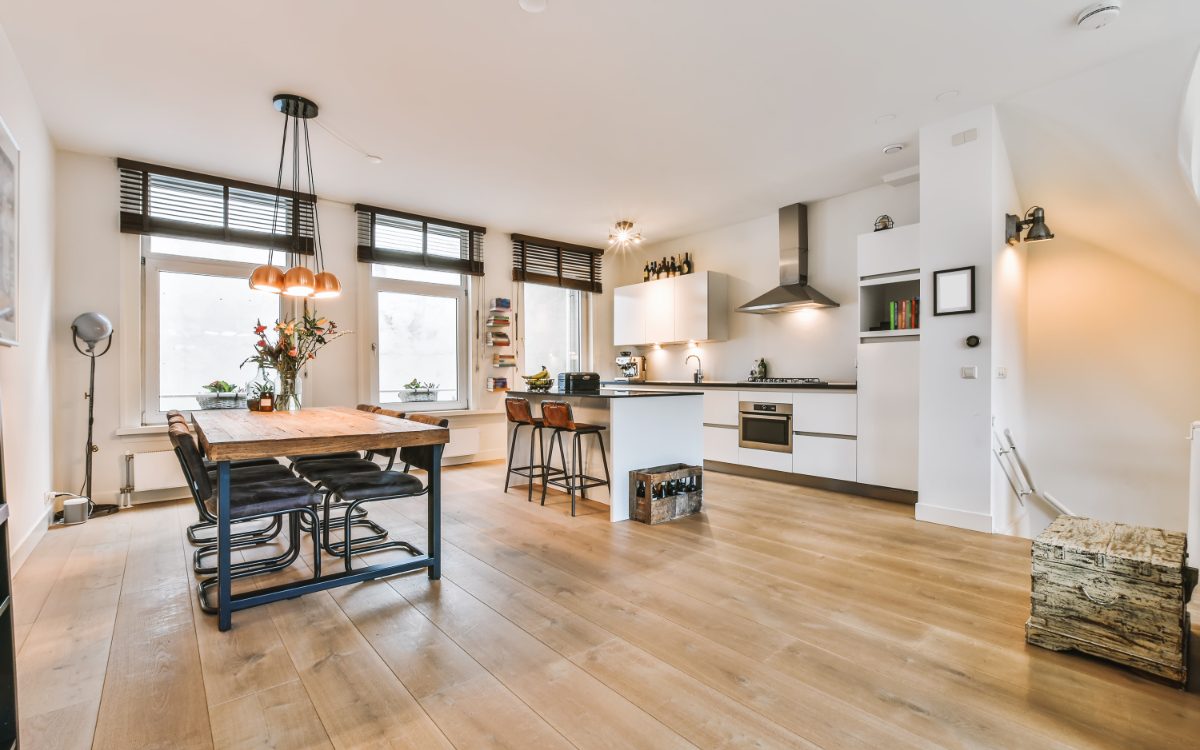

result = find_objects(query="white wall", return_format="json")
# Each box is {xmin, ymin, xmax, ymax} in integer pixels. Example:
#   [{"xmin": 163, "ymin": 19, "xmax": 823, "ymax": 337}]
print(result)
[
  {"xmin": 0, "ymin": 25, "xmax": 57, "ymax": 567},
  {"xmin": 597, "ymin": 182, "xmax": 920, "ymax": 382},
  {"xmin": 53, "ymin": 151, "xmax": 515, "ymax": 506},
  {"xmin": 1025, "ymin": 236, "xmax": 1200, "ymax": 533},
  {"xmin": 916, "ymin": 105, "xmax": 1026, "ymax": 534}
]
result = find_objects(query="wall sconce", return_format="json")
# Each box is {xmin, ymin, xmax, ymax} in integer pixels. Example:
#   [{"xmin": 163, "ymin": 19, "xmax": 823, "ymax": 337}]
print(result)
[{"xmin": 1006, "ymin": 206, "xmax": 1055, "ymax": 246}]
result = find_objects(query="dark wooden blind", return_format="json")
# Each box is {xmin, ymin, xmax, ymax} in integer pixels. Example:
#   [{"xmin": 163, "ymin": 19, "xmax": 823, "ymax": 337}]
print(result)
[
  {"xmin": 118, "ymin": 158, "xmax": 315, "ymax": 254},
  {"xmin": 511, "ymin": 234, "xmax": 603, "ymax": 293},
  {"xmin": 355, "ymin": 204, "xmax": 485, "ymax": 277}
]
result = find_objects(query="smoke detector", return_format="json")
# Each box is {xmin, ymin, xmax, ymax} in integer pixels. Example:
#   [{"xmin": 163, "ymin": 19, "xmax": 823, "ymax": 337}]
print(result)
[
  {"xmin": 1076, "ymin": 2, "xmax": 1121, "ymax": 30},
  {"xmin": 882, "ymin": 143, "xmax": 904, "ymax": 155}
]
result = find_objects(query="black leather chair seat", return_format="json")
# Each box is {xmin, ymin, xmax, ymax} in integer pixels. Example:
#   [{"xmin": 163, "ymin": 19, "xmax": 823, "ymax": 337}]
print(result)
[
  {"xmin": 204, "ymin": 457, "xmax": 281, "ymax": 471},
  {"xmin": 295, "ymin": 458, "xmax": 382, "ymax": 482},
  {"xmin": 323, "ymin": 471, "xmax": 425, "ymax": 501},
  {"xmin": 207, "ymin": 464, "xmax": 294, "ymax": 485},
  {"xmin": 204, "ymin": 479, "xmax": 319, "ymax": 520},
  {"xmin": 288, "ymin": 451, "xmax": 362, "ymax": 465},
  {"xmin": 569, "ymin": 423, "xmax": 605, "ymax": 434}
]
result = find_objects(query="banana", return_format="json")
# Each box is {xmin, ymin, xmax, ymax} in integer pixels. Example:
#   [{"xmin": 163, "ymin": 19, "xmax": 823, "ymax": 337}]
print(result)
[{"xmin": 525, "ymin": 366, "xmax": 550, "ymax": 380}]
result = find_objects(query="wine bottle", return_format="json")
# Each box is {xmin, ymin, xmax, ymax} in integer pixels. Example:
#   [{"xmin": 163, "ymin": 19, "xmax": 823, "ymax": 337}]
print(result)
[
  {"xmin": 643, "ymin": 262, "xmax": 650, "ymax": 282},
  {"xmin": 682, "ymin": 252, "xmax": 693, "ymax": 274},
  {"xmin": 661, "ymin": 257, "xmax": 668, "ymax": 279},
  {"xmin": 670, "ymin": 256, "xmax": 679, "ymax": 277}
]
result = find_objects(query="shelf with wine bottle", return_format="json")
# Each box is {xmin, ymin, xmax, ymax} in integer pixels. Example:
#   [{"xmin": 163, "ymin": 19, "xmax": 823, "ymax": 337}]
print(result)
[{"xmin": 641, "ymin": 252, "xmax": 695, "ymax": 283}]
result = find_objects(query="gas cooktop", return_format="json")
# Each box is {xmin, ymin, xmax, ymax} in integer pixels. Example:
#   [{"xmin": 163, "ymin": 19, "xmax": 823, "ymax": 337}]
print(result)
[{"xmin": 741, "ymin": 377, "xmax": 827, "ymax": 385}]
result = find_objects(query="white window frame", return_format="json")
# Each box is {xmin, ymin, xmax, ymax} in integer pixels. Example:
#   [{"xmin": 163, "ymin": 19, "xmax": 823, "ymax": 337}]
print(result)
[
  {"xmin": 517, "ymin": 282, "xmax": 591, "ymax": 375},
  {"xmin": 141, "ymin": 236, "xmax": 283, "ymax": 423},
  {"xmin": 369, "ymin": 267, "xmax": 470, "ymax": 412}
]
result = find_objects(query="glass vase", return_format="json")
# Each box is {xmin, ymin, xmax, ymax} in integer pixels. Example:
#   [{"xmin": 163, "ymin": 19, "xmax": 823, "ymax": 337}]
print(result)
[{"xmin": 277, "ymin": 370, "xmax": 303, "ymax": 411}]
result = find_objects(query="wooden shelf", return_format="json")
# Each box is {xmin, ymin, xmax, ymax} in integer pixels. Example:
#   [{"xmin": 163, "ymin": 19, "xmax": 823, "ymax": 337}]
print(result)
[
  {"xmin": 859, "ymin": 270, "xmax": 919, "ymax": 287},
  {"xmin": 860, "ymin": 329, "xmax": 920, "ymax": 339}
]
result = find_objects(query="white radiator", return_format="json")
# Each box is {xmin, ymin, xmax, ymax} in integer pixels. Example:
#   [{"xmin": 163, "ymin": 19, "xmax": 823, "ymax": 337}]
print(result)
[
  {"xmin": 444, "ymin": 427, "xmax": 480, "ymax": 458},
  {"xmin": 123, "ymin": 450, "xmax": 187, "ymax": 494}
]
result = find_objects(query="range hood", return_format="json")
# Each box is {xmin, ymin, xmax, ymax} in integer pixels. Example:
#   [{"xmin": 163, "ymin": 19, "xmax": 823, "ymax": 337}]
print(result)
[{"xmin": 737, "ymin": 203, "xmax": 839, "ymax": 313}]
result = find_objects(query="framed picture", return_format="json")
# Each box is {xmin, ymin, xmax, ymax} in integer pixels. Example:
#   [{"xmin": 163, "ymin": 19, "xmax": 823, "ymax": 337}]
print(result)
[
  {"xmin": 933, "ymin": 266, "xmax": 975, "ymax": 316},
  {"xmin": 0, "ymin": 115, "xmax": 17, "ymax": 346}
]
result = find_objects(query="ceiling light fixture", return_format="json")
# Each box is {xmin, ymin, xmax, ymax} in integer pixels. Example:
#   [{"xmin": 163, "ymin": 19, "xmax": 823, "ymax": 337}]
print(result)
[
  {"xmin": 874, "ymin": 114, "xmax": 896, "ymax": 124},
  {"xmin": 935, "ymin": 89, "xmax": 960, "ymax": 102},
  {"xmin": 608, "ymin": 220, "xmax": 643, "ymax": 250},
  {"xmin": 519, "ymin": 0, "xmax": 548, "ymax": 13},
  {"xmin": 1006, "ymin": 206, "xmax": 1055, "ymax": 245},
  {"xmin": 1076, "ymin": 1, "xmax": 1121, "ymax": 30},
  {"xmin": 249, "ymin": 94, "xmax": 341, "ymax": 299},
  {"xmin": 882, "ymin": 143, "xmax": 904, "ymax": 155}
]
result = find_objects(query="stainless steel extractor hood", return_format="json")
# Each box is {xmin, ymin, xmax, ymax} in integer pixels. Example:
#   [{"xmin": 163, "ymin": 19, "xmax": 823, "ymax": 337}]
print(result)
[{"xmin": 736, "ymin": 203, "xmax": 839, "ymax": 313}]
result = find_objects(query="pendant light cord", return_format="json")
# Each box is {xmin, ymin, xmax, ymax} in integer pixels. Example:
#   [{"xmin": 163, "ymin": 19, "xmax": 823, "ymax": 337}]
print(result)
[
  {"xmin": 302, "ymin": 119, "xmax": 326, "ymax": 275},
  {"xmin": 268, "ymin": 111, "xmax": 291, "ymax": 269}
]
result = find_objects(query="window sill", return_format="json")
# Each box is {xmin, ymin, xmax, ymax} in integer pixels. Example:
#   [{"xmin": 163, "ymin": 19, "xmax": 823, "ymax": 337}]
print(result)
[{"xmin": 115, "ymin": 424, "xmax": 170, "ymax": 436}]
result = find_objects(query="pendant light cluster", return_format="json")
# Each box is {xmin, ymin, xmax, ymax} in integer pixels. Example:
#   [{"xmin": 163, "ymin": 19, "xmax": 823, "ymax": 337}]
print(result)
[{"xmin": 249, "ymin": 94, "xmax": 341, "ymax": 299}]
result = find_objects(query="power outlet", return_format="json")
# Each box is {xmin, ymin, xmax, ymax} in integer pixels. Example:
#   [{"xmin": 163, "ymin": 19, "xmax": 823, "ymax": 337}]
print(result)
[
  {"xmin": 961, "ymin": 366, "xmax": 979, "ymax": 380},
  {"xmin": 44, "ymin": 491, "xmax": 57, "ymax": 507}
]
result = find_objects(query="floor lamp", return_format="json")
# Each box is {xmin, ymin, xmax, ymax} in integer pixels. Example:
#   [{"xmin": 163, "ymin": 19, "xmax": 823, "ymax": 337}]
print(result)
[{"xmin": 71, "ymin": 312, "xmax": 118, "ymax": 517}]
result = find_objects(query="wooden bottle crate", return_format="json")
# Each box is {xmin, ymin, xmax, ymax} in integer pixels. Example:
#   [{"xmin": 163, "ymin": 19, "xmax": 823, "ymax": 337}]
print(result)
[
  {"xmin": 1026, "ymin": 515, "xmax": 1196, "ymax": 686},
  {"xmin": 629, "ymin": 463, "xmax": 702, "ymax": 525}
]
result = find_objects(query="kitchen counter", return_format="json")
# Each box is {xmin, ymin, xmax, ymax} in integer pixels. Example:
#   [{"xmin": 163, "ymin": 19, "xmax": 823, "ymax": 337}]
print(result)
[
  {"xmin": 505, "ymin": 389, "xmax": 702, "ymax": 522},
  {"xmin": 506, "ymin": 388, "xmax": 702, "ymax": 399},
  {"xmin": 602, "ymin": 380, "xmax": 856, "ymax": 390}
]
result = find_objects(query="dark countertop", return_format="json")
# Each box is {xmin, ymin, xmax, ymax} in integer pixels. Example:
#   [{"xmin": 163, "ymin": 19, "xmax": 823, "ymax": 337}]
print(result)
[
  {"xmin": 506, "ymin": 388, "xmax": 702, "ymax": 399},
  {"xmin": 602, "ymin": 380, "xmax": 857, "ymax": 391}
]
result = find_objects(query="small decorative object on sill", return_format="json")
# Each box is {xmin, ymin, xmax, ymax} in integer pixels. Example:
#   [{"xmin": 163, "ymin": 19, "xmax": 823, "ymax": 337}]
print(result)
[
  {"xmin": 243, "ymin": 311, "xmax": 348, "ymax": 412},
  {"xmin": 874, "ymin": 215, "xmax": 895, "ymax": 232},
  {"xmin": 402, "ymin": 379, "xmax": 439, "ymax": 402},
  {"xmin": 630, "ymin": 463, "xmax": 703, "ymax": 524},
  {"xmin": 249, "ymin": 380, "xmax": 275, "ymax": 412},
  {"xmin": 197, "ymin": 380, "xmax": 246, "ymax": 410},
  {"xmin": 1026, "ymin": 515, "xmax": 1196, "ymax": 686}
]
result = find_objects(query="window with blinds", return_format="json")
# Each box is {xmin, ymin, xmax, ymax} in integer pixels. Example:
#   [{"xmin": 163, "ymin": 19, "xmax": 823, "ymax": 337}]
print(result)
[
  {"xmin": 118, "ymin": 159, "xmax": 315, "ymax": 254},
  {"xmin": 511, "ymin": 234, "xmax": 603, "ymax": 293},
  {"xmin": 356, "ymin": 204, "xmax": 485, "ymax": 277}
]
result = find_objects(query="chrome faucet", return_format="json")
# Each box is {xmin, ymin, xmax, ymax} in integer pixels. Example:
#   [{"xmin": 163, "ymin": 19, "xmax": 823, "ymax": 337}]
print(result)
[{"xmin": 685, "ymin": 354, "xmax": 703, "ymax": 383}]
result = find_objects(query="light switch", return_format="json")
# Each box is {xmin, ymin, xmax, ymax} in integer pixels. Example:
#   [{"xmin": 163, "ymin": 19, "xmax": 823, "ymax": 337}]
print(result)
[
  {"xmin": 996, "ymin": 367, "xmax": 1008, "ymax": 379},
  {"xmin": 961, "ymin": 366, "xmax": 978, "ymax": 379}
]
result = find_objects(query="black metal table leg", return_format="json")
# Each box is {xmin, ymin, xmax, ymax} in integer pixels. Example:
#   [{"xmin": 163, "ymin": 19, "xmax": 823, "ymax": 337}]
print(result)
[
  {"xmin": 427, "ymin": 443, "xmax": 443, "ymax": 580},
  {"xmin": 217, "ymin": 460, "xmax": 232, "ymax": 632}
]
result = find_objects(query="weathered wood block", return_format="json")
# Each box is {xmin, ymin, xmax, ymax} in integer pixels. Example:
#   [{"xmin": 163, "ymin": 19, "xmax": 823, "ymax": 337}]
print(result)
[
  {"xmin": 1026, "ymin": 515, "xmax": 1195, "ymax": 687},
  {"xmin": 629, "ymin": 463, "xmax": 703, "ymax": 525}
]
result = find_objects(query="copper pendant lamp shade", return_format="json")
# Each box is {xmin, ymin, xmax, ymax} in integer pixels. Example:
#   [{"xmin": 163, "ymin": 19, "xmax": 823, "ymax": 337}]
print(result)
[
  {"xmin": 250, "ymin": 94, "xmax": 342, "ymax": 298},
  {"xmin": 248, "ymin": 264, "xmax": 285, "ymax": 293},
  {"xmin": 311, "ymin": 271, "xmax": 342, "ymax": 299},
  {"xmin": 282, "ymin": 265, "xmax": 316, "ymax": 297}
]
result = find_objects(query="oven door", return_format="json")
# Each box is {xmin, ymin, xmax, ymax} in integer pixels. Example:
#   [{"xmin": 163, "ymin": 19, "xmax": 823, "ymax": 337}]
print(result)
[{"xmin": 739, "ymin": 410, "xmax": 793, "ymax": 453}]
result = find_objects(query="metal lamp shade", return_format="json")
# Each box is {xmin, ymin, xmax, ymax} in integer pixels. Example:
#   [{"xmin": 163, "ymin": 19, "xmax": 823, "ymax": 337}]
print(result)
[
  {"xmin": 71, "ymin": 312, "xmax": 113, "ymax": 346},
  {"xmin": 311, "ymin": 271, "xmax": 342, "ymax": 299},
  {"xmin": 282, "ymin": 266, "xmax": 316, "ymax": 297},
  {"xmin": 249, "ymin": 265, "xmax": 285, "ymax": 293},
  {"xmin": 1024, "ymin": 207, "xmax": 1055, "ymax": 242}
]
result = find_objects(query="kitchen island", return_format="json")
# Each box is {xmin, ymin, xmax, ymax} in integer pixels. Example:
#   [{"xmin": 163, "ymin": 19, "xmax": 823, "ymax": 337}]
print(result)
[{"xmin": 505, "ymin": 388, "xmax": 702, "ymax": 521}]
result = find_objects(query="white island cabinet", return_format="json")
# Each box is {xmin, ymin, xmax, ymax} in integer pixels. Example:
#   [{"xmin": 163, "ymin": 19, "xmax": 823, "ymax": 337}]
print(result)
[{"xmin": 505, "ymin": 389, "xmax": 703, "ymax": 522}]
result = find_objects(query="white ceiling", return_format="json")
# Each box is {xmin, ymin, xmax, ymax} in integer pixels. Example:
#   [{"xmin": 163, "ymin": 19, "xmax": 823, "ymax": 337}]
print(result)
[{"xmin": 2, "ymin": 0, "xmax": 1200, "ymax": 247}]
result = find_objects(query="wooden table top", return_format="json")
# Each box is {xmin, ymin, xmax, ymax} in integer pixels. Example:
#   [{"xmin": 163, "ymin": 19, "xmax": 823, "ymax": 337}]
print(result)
[{"xmin": 192, "ymin": 406, "xmax": 450, "ymax": 461}]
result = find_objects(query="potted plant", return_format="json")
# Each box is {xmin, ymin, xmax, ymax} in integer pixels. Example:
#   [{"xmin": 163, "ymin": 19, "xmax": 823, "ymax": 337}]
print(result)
[
  {"xmin": 243, "ymin": 313, "xmax": 348, "ymax": 411},
  {"xmin": 198, "ymin": 380, "xmax": 245, "ymax": 410},
  {"xmin": 402, "ymin": 379, "xmax": 439, "ymax": 402}
]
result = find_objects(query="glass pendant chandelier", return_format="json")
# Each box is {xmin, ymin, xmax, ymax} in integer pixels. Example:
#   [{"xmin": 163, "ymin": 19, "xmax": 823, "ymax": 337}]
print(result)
[{"xmin": 249, "ymin": 94, "xmax": 341, "ymax": 298}]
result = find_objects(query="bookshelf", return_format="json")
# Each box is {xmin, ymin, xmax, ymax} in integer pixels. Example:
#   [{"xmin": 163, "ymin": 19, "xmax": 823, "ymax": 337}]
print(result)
[{"xmin": 485, "ymin": 298, "xmax": 511, "ymax": 393}]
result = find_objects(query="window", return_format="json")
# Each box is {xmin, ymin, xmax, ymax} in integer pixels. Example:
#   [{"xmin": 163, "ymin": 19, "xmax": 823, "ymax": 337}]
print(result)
[
  {"xmin": 371, "ymin": 265, "xmax": 469, "ymax": 410},
  {"xmin": 143, "ymin": 236, "xmax": 281, "ymax": 419},
  {"xmin": 522, "ymin": 283, "xmax": 585, "ymax": 375}
]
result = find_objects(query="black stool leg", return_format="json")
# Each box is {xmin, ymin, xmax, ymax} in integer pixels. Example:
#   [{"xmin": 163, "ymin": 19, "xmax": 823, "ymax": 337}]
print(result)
[
  {"xmin": 595, "ymin": 431, "xmax": 612, "ymax": 490},
  {"xmin": 527, "ymin": 424, "xmax": 538, "ymax": 502},
  {"xmin": 504, "ymin": 423, "xmax": 521, "ymax": 492},
  {"xmin": 569, "ymin": 431, "xmax": 580, "ymax": 517}
]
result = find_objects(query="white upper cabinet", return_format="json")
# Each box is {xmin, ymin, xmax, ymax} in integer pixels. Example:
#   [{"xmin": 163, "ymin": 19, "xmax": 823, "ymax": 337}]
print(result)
[
  {"xmin": 612, "ymin": 272, "xmax": 728, "ymax": 346},
  {"xmin": 857, "ymin": 223, "xmax": 920, "ymax": 279}
]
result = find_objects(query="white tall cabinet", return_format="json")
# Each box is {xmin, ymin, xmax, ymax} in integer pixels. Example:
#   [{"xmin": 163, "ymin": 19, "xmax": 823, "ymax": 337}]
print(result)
[
  {"xmin": 613, "ymin": 271, "xmax": 728, "ymax": 346},
  {"xmin": 856, "ymin": 224, "xmax": 920, "ymax": 491}
]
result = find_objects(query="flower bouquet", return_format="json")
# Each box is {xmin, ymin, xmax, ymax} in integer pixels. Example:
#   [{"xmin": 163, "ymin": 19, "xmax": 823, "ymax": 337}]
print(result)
[{"xmin": 243, "ymin": 312, "xmax": 348, "ymax": 410}]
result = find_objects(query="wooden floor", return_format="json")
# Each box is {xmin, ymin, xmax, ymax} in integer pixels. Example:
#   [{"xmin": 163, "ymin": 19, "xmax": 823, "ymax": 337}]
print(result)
[{"xmin": 13, "ymin": 461, "xmax": 1200, "ymax": 749}]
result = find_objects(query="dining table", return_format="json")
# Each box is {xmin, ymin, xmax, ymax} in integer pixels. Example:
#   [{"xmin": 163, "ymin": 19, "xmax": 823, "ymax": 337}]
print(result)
[{"xmin": 191, "ymin": 406, "xmax": 450, "ymax": 631}]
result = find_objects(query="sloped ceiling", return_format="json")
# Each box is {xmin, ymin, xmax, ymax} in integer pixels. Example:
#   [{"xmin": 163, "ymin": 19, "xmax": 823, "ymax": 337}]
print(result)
[
  {"xmin": 998, "ymin": 37, "xmax": 1200, "ymax": 291},
  {"xmin": 2, "ymin": 0, "xmax": 1200, "ymax": 247}
]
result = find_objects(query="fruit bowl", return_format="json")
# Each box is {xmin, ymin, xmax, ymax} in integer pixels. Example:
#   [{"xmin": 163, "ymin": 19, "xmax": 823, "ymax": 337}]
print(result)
[{"xmin": 522, "ymin": 366, "xmax": 553, "ymax": 392}]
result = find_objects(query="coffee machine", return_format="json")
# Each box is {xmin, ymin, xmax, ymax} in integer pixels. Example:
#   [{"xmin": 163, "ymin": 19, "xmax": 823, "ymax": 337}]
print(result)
[{"xmin": 614, "ymin": 351, "xmax": 647, "ymax": 383}]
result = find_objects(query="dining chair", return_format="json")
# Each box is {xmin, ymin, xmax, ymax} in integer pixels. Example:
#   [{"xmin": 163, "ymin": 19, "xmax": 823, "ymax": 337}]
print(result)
[{"xmin": 168, "ymin": 423, "xmax": 323, "ymax": 613}]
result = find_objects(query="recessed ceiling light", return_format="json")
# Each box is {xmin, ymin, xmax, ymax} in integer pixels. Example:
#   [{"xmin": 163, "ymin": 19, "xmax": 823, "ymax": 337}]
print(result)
[
  {"xmin": 365, "ymin": 154, "xmax": 383, "ymax": 165},
  {"xmin": 882, "ymin": 143, "xmax": 904, "ymax": 155},
  {"xmin": 1076, "ymin": 1, "xmax": 1121, "ymax": 30},
  {"xmin": 874, "ymin": 114, "xmax": 896, "ymax": 125},
  {"xmin": 519, "ymin": 0, "xmax": 548, "ymax": 12},
  {"xmin": 935, "ymin": 90, "xmax": 960, "ymax": 103}
]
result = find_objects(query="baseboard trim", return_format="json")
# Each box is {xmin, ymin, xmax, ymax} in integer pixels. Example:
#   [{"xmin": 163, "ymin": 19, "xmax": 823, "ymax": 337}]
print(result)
[
  {"xmin": 914, "ymin": 502, "xmax": 993, "ymax": 533},
  {"xmin": 704, "ymin": 461, "xmax": 918, "ymax": 505},
  {"xmin": 11, "ymin": 505, "xmax": 54, "ymax": 573}
]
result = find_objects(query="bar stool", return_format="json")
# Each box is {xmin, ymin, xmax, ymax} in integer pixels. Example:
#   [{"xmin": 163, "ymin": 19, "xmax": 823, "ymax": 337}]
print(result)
[
  {"xmin": 540, "ymin": 400, "xmax": 611, "ymax": 517},
  {"xmin": 503, "ymin": 398, "xmax": 562, "ymax": 502}
]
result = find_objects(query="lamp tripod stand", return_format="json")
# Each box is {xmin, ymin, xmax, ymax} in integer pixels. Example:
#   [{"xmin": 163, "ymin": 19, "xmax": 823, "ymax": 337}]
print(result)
[{"xmin": 72, "ymin": 315, "xmax": 118, "ymax": 518}]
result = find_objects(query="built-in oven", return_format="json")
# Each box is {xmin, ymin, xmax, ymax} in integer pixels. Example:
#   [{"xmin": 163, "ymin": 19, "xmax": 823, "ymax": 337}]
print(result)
[{"xmin": 738, "ymin": 401, "xmax": 793, "ymax": 453}]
